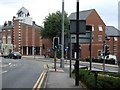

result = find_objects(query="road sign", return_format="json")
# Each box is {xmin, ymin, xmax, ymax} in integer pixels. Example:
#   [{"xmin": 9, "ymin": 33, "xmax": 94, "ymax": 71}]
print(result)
[
  {"xmin": 70, "ymin": 20, "xmax": 86, "ymax": 34},
  {"xmin": 70, "ymin": 32, "xmax": 91, "ymax": 44}
]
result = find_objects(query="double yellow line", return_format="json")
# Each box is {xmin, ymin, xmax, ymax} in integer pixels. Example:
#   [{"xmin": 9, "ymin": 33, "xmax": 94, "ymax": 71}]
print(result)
[{"xmin": 32, "ymin": 71, "xmax": 46, "ymax": 90}]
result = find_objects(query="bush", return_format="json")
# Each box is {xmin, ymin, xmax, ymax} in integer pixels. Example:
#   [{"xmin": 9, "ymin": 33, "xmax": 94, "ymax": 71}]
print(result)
[{"xmin": 72, "ymin": 69, "xmax": 120, "ymax": 89}]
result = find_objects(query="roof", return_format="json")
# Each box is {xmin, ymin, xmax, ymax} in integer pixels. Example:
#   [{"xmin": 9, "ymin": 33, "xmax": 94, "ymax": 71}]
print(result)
[
  {"xmin": 2, "ymin": 25, "xmax": 13, "ymax": 30},
  {"xmin": 17, "ymin": 7, "xmax": 29, "ymax": 15},
  {"xmin": 69, "ymin": 9, "xmax": 94, "ymax": 20},
  {"xmin": 106, "ymin": 26, "xmax": 120, "ymax": 37}
]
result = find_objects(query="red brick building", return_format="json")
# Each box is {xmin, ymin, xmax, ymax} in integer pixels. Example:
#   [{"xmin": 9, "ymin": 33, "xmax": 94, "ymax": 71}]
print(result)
[
  {"xmin": 42, "ymin": 9, "xmax": 120, "ymax": 61},
  {"xmin": 41, "ymin": 39, "xmax": 53, "ymax": 57},
  {"xmin": 2, "ymin": 7, "xmax": 42, "ymax": 55},
  {"xmin": 69, "ymin": 9, "xmax": 106, "ymax": 59},
  {"xmin": 106, "ymin": 26, "xmax": 120, "ymax": 61}
]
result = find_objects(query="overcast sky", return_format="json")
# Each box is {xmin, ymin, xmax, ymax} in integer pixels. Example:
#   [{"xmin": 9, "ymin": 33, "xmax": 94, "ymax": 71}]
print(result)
[{"xmin": 0, "ymin": 0, "xmax": 120, "ymax": 28}]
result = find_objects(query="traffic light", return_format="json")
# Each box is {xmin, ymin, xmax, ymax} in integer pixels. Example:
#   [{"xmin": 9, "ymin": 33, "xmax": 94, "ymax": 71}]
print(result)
[
  {"xmin": 53, "ymin": 37, "xmax": 59, "ymax": 50},
  {"xmin": 105, "ymin": 45, "xmax": 110, "ymax": 56}
]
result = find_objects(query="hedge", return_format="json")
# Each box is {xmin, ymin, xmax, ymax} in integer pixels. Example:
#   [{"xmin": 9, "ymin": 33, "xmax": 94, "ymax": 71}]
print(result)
[{"xmin": 72, "ymin": 69, "xmax": 120, "ymax": 89}]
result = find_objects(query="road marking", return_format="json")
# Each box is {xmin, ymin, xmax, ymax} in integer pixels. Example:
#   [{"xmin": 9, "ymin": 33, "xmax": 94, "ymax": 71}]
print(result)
[
  {"xmin": 32, "ymin": 64, "xmax": 48, "ymax": 89},
  {"xmin": 0, "ymin": 71, "xmax": 7, "ymax": 74},
  {"xmin": 37, "ymin": 72, "xmax": 46, "ymax": 89},
  {"xmin": 32, "ymin": 71, "xmax": 44, "ymax": 90}
]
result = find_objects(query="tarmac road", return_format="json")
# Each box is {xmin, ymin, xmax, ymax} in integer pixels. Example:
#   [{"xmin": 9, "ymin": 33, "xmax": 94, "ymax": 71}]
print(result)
[{"xmin": 2, "ymin": 57, "xmax": 48, "ymax": 89}]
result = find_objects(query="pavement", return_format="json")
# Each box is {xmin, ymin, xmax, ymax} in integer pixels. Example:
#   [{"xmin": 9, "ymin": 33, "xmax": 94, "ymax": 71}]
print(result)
[{"xmin": 45, "ymin": 64, "xmax": 87, "ymax": 89}]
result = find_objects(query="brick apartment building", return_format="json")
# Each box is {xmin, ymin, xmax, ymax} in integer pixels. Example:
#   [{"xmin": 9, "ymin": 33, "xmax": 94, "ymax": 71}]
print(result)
[
  {"xmin": 69, "ymin": 9, "xmax": 106, "ymax": 59},
  {"xmin": 106, "ymin": 26, "xmax": 120, "ymax": 61},
  {"xmin": 2, "ymin": 7, "xmax": 42, "ymax": 55}
]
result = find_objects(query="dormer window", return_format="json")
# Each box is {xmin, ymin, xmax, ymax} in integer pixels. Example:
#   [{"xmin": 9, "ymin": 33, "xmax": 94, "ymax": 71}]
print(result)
[
  {"xmin": 18, "ymin": 11, "xmax": 24, "ymax": 17},
  {"xmin": 17, "ymin": 7, "xmax": 30, "ymax": 18}
]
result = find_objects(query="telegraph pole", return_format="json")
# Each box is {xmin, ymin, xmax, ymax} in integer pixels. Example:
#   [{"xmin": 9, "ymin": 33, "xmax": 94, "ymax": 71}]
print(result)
[{"xmin": 60, "ymin": 0, "xmax": 64, "ymax": 68}]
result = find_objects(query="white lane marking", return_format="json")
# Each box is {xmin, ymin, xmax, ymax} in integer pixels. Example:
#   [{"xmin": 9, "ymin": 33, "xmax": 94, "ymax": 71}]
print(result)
[
  {"xmin": 2, "ymin": 71, "xmax": 7, "ymax": 74},
  {"xmin": 0, "ymin": 71, "xmax": 7, "ymax": 74}
]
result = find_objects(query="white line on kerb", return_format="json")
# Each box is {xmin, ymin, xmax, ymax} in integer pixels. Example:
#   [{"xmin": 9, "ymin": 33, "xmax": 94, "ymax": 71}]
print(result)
[{"xmin": 2, "ymin": 71, "xmax": 7, "ymax": 74}]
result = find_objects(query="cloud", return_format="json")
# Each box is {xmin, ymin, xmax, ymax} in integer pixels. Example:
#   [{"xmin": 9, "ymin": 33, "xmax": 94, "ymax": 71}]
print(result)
[{"xmin": 0, "ymin": 0, "xmax": 119, "ymax": 28}]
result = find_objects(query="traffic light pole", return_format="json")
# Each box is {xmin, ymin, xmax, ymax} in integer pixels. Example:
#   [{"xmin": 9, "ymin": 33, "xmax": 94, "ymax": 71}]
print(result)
[
  {"xmin": 103, "ymin": 42, "xmax": 106, "ymax": 72},
  {"xmin": 54, "ymin": 50, "xmax": 57, "ymax": 71}
]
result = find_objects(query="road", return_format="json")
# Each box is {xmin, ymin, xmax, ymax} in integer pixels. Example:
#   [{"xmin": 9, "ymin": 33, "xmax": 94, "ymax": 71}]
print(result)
[
  {"xmin": 1, "ymin": 57, "xmax": 119, "ymax": 89},
  {"xmin": 1, "ymin": 57, "xmax": 49, "ymax": 89}
]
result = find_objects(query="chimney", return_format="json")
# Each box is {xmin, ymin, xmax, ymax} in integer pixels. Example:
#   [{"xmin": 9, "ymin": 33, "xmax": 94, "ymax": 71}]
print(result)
[
  {"xmin": 4, "ymin": 21, "xmax": 7, "ymax": 27},
  {"xmin": 8, "ymin": 21, "xmax": 12, "ymax": 26},
  {"xmin": 12, "ymin": 16, "xmax": 16, "ymax": 22},
  {"xmin": 32, "ymin": 21, "xmax": 35, "ymax": 25}
]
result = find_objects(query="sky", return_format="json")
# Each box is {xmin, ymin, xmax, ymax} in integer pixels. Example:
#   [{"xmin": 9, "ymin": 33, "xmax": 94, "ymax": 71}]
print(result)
[{"xmin": 0, "ymin": 0, "xmax": 120, "ymax": 28}]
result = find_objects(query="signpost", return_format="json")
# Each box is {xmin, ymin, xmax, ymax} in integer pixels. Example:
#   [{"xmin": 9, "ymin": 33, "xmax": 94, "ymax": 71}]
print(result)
[
  {"xmin": 69, "ymin": 0, "xmax": 86, "ymax": 86},
  {"xmin": 69, "ymin": 0, "xmax": 93, "ymax": 86}
]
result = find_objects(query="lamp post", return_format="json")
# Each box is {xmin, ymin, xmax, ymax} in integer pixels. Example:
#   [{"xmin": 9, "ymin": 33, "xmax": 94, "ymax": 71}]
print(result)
[{"xmin": 60, "ymin": 0, "xmax": 64, "ymax": 68}]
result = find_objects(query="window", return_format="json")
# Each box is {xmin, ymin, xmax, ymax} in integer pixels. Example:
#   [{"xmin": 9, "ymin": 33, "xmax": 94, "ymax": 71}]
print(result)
[
  {"xmin": 114, "ymin": 37, "xmax": 117, "ymax": 41},
  {"xmin": 7, "ymin": 36, "xmax": 11, "ymax": 44},
  {"xmin": 92, "ymin": 26, "xmax": 94, "ymax": 31},
  {"xmin": 98, "ymin": 35, "xmax": 102, "ymax": 42},
  {"xmin": 98, "ymin": 26, "xmax": 103, "ymax": 31},
  {"xmin": 3, "ymin": 36, "xmax": 6, "ymax": 44}
]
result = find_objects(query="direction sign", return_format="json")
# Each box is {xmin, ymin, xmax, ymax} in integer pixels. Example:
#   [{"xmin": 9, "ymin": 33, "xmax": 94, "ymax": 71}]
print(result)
[{"xmin": 70, "ymin": 32, "xmax": 91, "ymax": 44}]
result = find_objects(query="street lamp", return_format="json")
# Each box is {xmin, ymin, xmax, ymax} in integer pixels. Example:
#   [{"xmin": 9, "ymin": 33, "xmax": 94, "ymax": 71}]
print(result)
[{"xmin": 60, "ymin": 0, "xmax": 64, "ymax": 68}]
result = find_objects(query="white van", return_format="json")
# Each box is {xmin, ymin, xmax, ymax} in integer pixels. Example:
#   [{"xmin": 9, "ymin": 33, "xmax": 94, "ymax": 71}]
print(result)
[{"xmin": 105, "ymin": 54, "xmax": 117, "ymax": 64}]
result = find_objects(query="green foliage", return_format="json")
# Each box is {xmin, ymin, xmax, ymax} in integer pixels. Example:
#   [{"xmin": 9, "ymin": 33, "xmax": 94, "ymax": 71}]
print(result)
[
  {"xmin": 98, "ymin": 76, "xmax": 120, "ymax": 88},
  {"xmin": 41, "ymin": 11, "xmax": 69, "ymax": 40},
  {"xmin": 72, "ymin": 69, "xmax": 120, "ymax": 89}
]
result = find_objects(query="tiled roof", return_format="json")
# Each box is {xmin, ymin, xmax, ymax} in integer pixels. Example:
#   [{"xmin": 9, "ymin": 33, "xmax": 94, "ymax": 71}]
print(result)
[
  {"xmin": 69, "ymin": 9, "xmax": 94, "ymax": 20},
  {"xmin": 2, "ymin": 25, "xmax": 13, "ymax": 30},
  {"xmin": 106, "ymin": 26, "xmax": 120, "ymax": 36}
]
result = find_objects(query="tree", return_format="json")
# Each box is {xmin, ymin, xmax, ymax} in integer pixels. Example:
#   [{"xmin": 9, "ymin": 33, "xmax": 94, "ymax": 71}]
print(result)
[{"xmin": 41, "ymin": 11, "xmax": 69, "ymax": 40}]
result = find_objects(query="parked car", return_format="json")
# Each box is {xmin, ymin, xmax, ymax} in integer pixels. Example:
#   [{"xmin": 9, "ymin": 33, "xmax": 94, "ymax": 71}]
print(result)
[
  {"xmin": 8, "ymin": 52, "xmax": 21, "ymax": 59},
  {"xmin": 105, "ymin": 54, "xmax": 117, "ymax": 64}
]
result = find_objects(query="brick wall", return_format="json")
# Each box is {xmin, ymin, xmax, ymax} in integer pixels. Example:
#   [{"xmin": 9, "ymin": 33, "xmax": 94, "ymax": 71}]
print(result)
[{"xmin": 81, "ymin": 9, "xmax": 106, "ymax": 59}]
